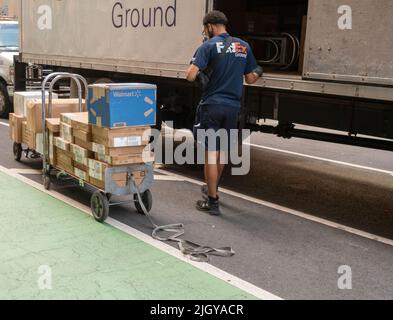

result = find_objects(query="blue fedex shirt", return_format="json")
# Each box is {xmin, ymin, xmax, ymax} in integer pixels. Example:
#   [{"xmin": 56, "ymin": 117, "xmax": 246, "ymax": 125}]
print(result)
[{"xmin": 192, "ymin": 33, "xmax": 258, "ymax": 108}]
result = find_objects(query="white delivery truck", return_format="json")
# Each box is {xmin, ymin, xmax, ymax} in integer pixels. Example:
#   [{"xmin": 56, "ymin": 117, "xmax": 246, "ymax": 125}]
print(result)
[
  {"xmin": 0, "ymin": 0, "xmax": 19, "ymax": 117},
  {"xmin": 13, "ymin": 0, "xmax": 393, "ymax": 150}
]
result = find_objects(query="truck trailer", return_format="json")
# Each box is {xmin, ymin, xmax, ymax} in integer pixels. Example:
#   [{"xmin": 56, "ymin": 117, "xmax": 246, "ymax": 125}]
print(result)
[{"xmin": 14, "ymin": 0, "xmax": 393, "ymax": 150}]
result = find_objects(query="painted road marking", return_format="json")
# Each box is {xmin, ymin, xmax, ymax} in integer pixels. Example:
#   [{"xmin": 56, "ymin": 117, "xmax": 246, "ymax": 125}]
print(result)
[
  {"xmin": 165, "ymin": 126, "xmax": 393, "ymax": 175},
  {"xmin": 0, "ymin": 121, "xmax": 9, "ymax": 127},
  {"xmin": 155, "ymin": 168, "xmax": 393, "ymax": 248},
  {"xmin": 246, "ymin": 143, "xmax": 393, "ymax": 176},
  {"xmin": 8, "ymin": 168, "xmax": 184, "ymax": 181},
  {"xmin": 154, "ymin": 175, "xmax": 184, "ymax": 182},
  {"xmin": 9, "ymin": 168, "xmax": 42, "ymax": 175},
  {"xmin": 0, "ymin": 164, "xmax": 282, "ymax": 300}
]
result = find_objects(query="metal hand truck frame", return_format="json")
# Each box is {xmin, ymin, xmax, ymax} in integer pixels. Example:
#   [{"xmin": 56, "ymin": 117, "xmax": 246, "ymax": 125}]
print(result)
[{"xmin": 13, "ymin": 72, "xmax": 154, "ymax": 222}]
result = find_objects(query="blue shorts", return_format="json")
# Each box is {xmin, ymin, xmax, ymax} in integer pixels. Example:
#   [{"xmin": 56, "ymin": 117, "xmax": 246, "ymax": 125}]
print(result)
[{"xmin": 193, "ymin": 104, "xmax": 240, "ymax": 151}]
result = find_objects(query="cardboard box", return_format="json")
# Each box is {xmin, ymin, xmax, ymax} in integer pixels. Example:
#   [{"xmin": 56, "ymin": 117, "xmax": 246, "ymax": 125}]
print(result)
[
  {"xmin": 88, "ymin": 159, "xmax": 107, "ymax": 181},
  {"xmin": 73, "ymin": 129, "xmax": 92, "ymax": 142},
  {"xmin": 89, "ymin": 176, "xmax": 105, "ymax": 189},
  {"xmin": 60, "ymin": 112, "xmax": 87, "ymax": 126},
  {"xmin": 26, "ymin": 99, "xmax": 85, "ymax": 133},
  {"xmin": 9, "ymin": 113, "xmax": 26, "ymax": 143},
  {"xmin": 22, "ymin": 121, "xmax": 35, "ymax": 149},
  {"xmin": 73, "ymin": 160, "xmax": 89, "ymax": 173},
  {"xmin": 70, "ymin": 144, "xmax": 93, "ymax": 166},
  {"xmin": 92, "ymin": 125, "xmax": 150, "ymax": 148},
  {"xmin": 55, "ymin": 148, "xmax": 74, "ymax": 173},
  {"xmin": 60, "ymin": 123, "xmax": 73, "ymax": 143},
  {"xmin": 56, "ymin": 161, "xmax": 74, "ymax": 174},
  {"xmin": 74, "ymin": 167, "xmax": 88, "ymax": 181},
  {"xmin": 22, "ymin": 121, "xmax": 29, "ymax": 145},
  {"xmin": 46, "ymin": 118, "xmax": 60, "ymax": 133},
  {"xmin": 13, "ymin": 91, "xmax": 57, "ymax": 117},
  {"xmin": 88, "ymin": 83, "xmax": 157, "ymax": 128},
  {"xmin": 92, "ymin": 142, "xmax": 147, "ymax": 157},
  {"xmin": 74, "ymin": 137, "xmax": 93, "ymax": 151},
  {"xmin": 49, "ymin": 132, "xmax": 56, "ymax": 165},
  {"xmin": 35, "ymin": 133, "xmax": 44, "ymax": 154},
  {"xmin": 70, "ymin": 112, "xmax": 90, "ymax": 132},
  {"xmin": 54, "ymin": 136, "xmax": 70, "ymax": 152},
  {"xmin": 95, "ymin": 151, "xmax": 154, "ymax": 166},
  {"xmin": 56, "ymin": 148, "xmax": 73, "ymax": 164}
]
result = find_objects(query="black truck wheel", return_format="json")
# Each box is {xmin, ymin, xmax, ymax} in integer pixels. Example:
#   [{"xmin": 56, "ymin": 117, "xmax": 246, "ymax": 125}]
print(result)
[
  {"xmin": 0, "ymin": 83, "xmax": 11, "ymax": 118},
  {"xmin": 90, "ymin": 191, "xmax": 110, "ymax": 222},
  {"xmin": 134, "ymin": 190, "xmax": 153, "ymax": 215},
  {"xmin": 13, "ymin": 142, "xmax": 22, "ymax": 161}
]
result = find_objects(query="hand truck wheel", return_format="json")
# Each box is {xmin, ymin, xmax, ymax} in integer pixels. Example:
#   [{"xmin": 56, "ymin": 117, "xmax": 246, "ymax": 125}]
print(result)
[
  {"xmin": 90, "ymin": 191, "xmax": 110, "ymax": 223},
  {"xmin": 134, "ymin": 189, "xmax": 153, "ymax": 215},
  {"xmin": 43, "ymin": 175, "xmax": 51, "ymax": 190},
  {"xmin": 13, "ymin": 142, "xmax": 22, "ymax": 162}
]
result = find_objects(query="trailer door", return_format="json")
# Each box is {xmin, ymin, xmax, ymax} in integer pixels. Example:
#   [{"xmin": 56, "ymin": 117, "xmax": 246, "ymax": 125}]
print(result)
[
  {"xmin": 20, "ymin": 0, "xmax": 207, "ymax": 74},
  {"xmin": 303, "ymin": 0, "xmax": 393, "ymax": 86}
]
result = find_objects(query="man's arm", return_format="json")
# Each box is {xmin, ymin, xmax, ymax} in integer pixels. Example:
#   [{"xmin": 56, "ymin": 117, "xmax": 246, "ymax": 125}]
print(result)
[
  {"xmin": 245, "ymin": 66, "xmax": 263, "ymax": 84},
  {"xmin": 186, "ymin": 43, "xmax": 210, "ymax": 82},
  {"xmin": 244, "ymin": 43, "xmax": 262, "ymax": 84},
  {"xmin": 245, "ymin": 72, "xmax": 259, "ymax": 84},
  {"xmin": 186, "ymin": 64, "xmax": 200, "ymax": 82}
]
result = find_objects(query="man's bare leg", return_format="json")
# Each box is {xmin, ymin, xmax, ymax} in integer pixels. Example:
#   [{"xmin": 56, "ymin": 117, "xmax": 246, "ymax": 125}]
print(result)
[{"xmin": 205, "ymin": 151, "xmax": 220, "ymax": 199}]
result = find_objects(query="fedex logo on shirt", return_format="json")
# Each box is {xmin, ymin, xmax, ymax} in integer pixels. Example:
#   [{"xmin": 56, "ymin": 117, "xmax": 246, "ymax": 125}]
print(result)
[{"xmin": 216, "ymin": 42, "xmax": 248, "ymax": 58}]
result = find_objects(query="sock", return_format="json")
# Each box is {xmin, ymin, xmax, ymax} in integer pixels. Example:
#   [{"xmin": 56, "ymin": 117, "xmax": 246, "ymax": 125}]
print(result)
[{"xmin": 208, "ymin": 196, "xmax": 219, "ymax": 203}]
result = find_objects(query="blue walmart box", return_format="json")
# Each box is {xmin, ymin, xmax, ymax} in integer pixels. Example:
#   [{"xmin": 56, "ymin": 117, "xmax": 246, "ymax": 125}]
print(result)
[{"xmin": 88, "ymin": 83, "xmax": 157, "ymax": 128}]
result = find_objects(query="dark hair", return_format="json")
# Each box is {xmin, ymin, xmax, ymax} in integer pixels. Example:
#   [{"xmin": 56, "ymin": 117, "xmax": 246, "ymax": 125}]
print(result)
[{"xmin": 203, "ymin": 10, "xmax": 228, "ymax": 26}]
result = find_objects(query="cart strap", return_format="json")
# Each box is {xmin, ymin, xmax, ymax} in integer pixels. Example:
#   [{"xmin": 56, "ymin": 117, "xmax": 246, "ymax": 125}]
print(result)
[{"xmin": 133, "ymin": 180, "xmax": 235, "ymax": 263}]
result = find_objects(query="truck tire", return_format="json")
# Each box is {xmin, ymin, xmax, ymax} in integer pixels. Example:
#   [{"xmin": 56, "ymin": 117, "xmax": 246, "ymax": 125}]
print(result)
[{"xmin": 0, "ymin": 83, "xmax": 11, "ymax": 119}]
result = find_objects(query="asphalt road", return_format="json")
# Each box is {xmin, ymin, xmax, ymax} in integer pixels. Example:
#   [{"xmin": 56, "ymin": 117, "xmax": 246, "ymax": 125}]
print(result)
[{"xmin": 1, "ymin": 119, "xmax": 392, "ymax": 300}]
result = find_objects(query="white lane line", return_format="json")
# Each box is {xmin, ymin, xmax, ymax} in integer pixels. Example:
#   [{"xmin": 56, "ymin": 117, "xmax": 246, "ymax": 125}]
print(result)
[
  {"xmin": 155, "ymin": 168, "xmax": 393, "ymax": 248},
  {"xmin": 9, "ymin": 168, "xmax": 42, "ymax": 175},
  {"xmin": 246, "ymin": 143, "xmax": 393, "ymax": 176},
  {"xmin": 0, "ymin": 121, "xmax": 9, "ymax": 127},
  {"xmin": 154, "ymin": 175, "xmax": 184, "ymax": 182},
  {"xmin": 0, "ymin": 165, "xmax": 281, "ymax": 301}
]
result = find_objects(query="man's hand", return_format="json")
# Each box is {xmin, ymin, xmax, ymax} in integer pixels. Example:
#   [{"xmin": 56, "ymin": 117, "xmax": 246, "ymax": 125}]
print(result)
[
  {"xmin": 186, "ymin": 64, "xmax": 200, "ymax": 82},
  {"xmin": 245, "ymin": 66, "xmax": 263, "ymax": 84}
]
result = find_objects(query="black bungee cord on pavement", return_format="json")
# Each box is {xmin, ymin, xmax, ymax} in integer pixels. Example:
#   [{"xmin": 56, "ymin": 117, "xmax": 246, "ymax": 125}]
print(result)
[{"xmin": 132, "ymin": 180, "xmax": 235, "ymax": 263}]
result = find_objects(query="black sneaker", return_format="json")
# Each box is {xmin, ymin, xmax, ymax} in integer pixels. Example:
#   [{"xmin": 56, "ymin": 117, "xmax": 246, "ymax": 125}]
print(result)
[
  {"xmin": 201, "ymin": 184, "xmax": 219, "ymax": 200},
  {"xmin": 196, "ymin": 197, "xmax": 221, "ymax": 216}
]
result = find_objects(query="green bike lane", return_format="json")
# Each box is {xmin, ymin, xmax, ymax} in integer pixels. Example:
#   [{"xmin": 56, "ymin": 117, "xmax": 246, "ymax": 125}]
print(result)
[{"xmin": 0, "ymin": 171, "xmax": 255, "ymax": 300}]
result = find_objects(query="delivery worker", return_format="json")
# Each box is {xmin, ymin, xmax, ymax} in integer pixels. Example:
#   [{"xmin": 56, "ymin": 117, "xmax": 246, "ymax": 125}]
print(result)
[{"xmin": 186, "ymin": 10, "xmax": 263, "ymax": 215}]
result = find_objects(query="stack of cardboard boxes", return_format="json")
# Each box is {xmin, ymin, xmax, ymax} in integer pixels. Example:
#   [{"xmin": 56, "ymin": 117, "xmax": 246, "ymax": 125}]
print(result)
[
  {"xmin": 9, "ymin": 83, "xmax": 156, "ymax": 191},
  {"xmin": 86, "ymin": 83, "xmax": 157, "ymax": 189}
]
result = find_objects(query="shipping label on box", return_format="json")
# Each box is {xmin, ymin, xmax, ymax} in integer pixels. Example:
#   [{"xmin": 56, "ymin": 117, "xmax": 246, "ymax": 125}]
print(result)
[
  {"xmin": 60, "ymin": 123, "xmax": 73, "ymax": 143},
  {"xmin": 92, "ymin": 125, "xmax": 151, "ymax": 148},
  {"xmin": 88, "ymin": 83, "xmax": 157, "ymax": 128},
  {"xmin": 88, "ymin": 159, "xmax": 107, "ymax": 181},
  {"xmin": 71, "ymin": 144, "xmax": 92, "ymax": 166},
  {"xmin": 113, "ymin": 136, "xmax": 141, "ymax": 148},
  {"xmin": 74, "ymin": 167, "xmax": 88, "ymax": 181},
  {"xmin": 54, "ymin": 137, "xmax": 70, "ymax": 152}
]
